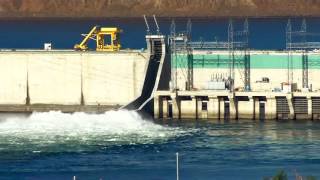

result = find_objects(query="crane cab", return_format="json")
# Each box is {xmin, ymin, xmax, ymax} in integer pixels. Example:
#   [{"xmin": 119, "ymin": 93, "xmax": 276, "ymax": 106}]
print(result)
[{"xmin": 96, "ymin": 27, "xmax": 121, "ymax": 51}]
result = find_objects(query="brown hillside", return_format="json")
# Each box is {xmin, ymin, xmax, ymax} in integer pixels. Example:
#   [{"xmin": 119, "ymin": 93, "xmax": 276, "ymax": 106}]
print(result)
[{"xmin": 0, "ymin": 0, "xmax": 319, "ymax": 18}]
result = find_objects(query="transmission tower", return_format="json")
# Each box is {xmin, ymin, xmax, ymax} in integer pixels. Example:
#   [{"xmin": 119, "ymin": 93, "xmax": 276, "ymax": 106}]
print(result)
[
  {"xmin": 168, "ymin": 19, "xmax": 193, "ymax": 91},
  {"xmin": 168, "ymin": 18, "xmax": 249, "ymax": 92},
  {"xmin": 286, "ymin": 18, "xmax": 320, "ymax": 90}
]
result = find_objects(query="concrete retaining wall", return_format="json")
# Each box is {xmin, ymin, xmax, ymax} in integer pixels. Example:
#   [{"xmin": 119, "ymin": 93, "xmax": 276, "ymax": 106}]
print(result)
[
  {"xmin": 0, "ymin": 54, "xmax": 27, "ymax": 104},
  {"xmin": 82, "ymin": 53, "xmax": 147, "ymax": 105},
  {"xmin": 0, "ymin": 51, "xmax": 148, "ymax": 106},
  {"xmin": 28, "ymin": 53, "xmax": 82, "ymax": 105}
]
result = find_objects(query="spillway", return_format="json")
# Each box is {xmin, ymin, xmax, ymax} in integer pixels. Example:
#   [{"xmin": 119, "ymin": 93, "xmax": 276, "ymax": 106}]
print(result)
[{"xmin": 122, "ymin": 35, "xmax": 166, "ymax": 112}]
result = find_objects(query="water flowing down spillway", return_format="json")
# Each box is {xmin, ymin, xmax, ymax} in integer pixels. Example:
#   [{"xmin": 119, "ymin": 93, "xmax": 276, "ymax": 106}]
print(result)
[{"xmin": 0, "ymin": 110, "xmax": 192, "ymax": 154}]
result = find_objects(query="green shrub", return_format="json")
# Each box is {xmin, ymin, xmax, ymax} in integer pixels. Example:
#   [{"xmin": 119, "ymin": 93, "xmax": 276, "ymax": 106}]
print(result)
[{"xmin": 272, "ymin": 170, "xmax": 288, "ymax": 180}]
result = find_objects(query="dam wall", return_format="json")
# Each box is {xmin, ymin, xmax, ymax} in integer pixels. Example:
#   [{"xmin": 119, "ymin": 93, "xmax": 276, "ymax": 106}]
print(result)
[
  {"xmin": 2, "ymin": 48, "xmax": 320, "ymax": 119},
  {"xmin": 0, "ymin": 50, "xmax": 148, "ymax": 111}
]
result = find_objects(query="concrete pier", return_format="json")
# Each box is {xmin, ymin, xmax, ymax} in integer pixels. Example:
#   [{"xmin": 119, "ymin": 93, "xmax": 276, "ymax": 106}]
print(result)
[{"xmin": 154, "ymin": 91, "xmax": 320, "ymax": 120}]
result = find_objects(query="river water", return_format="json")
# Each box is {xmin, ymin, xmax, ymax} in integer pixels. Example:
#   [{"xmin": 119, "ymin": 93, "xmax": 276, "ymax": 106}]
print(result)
[
  {"xmin": 0, "ymin": 18, "xmax": 320, "ymax": 179},
  {"xmin": 0, "ymin": 111, "xmax": 319, "ymax": 179},
  {"xmin": 1, "ymin": 17, "xmax": 320, "ymax": 50}
]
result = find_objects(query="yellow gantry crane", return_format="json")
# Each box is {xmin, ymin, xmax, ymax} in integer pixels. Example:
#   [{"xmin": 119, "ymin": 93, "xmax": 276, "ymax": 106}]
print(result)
[{"xmin": 74, "ymin": 26, "xmax": 121, "ymax": 51}]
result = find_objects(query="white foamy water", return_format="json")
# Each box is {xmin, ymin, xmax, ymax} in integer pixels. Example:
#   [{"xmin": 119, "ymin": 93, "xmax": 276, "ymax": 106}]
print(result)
[{"xmin": 0, "ymin": 110, "xmax": 190, "ymax": 153}]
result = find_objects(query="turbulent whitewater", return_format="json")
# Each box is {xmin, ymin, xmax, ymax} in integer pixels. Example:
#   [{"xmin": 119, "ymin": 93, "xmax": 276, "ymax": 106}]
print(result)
[{"xmin": 0, "ymin": 110, "xmax": 191, "ymax": 153}]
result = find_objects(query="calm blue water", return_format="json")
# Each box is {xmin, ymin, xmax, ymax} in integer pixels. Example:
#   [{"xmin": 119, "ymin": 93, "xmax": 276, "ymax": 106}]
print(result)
[
  {"xmin": 1, "ymin": 18, "xmax": 320, "ymax": 50},
  {"xmin": 0, "ymin": 18, "xmax": 320, "ymax": 180}
]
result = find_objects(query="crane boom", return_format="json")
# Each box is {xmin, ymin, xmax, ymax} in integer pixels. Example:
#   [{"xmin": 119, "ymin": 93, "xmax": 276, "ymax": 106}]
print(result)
[{"xmin": 74, "ymin": 26, "xmax": 99, "ymax": 51}]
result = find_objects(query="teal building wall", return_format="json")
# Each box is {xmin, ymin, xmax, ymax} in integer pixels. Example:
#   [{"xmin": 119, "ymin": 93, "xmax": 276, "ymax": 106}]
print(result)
[{"xmin": 172, "ymin": 53, "xmax": 320, "ymax": 69}]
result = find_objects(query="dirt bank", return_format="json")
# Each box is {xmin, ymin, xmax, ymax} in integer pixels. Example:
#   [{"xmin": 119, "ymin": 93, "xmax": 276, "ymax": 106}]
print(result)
[{"xmin": 0, "ymin": 0, "xmax": 320, "ymax": 18}]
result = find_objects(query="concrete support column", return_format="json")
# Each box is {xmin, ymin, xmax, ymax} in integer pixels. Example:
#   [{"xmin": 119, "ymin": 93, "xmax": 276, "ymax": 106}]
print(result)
[
  {"xmin": 153, "ymin": 95, "xmax": 159, "ymax": 119},
  {"xmin": 162, "ymin": 97, "xmax": 169, "ymax": 119},
  {"xmin": 208, "ymin": 96, "xmax": 219, "ymax": 120},
  {"xmin": 196, "ymin": 97, "xmax": 202, "ymax": 119},
  {"xmin": 308, "ymin": 97, "xmax": 312, "ymax": 120},
  {"xmin": 171, "ymin": 95, "xmax": 180, "ymax": 119},
  {"xmin": 288, "ymin": 96, "xmax": 295, "ymax": 120},
  {"xmin": 265, "ymin": 97, "xmax": 277, "ymax": 120},
  {"xmin": 254, "ymin": 98, "xmax": 260, "ymax": 120},
  {"xmin": 229, "ymin": 98, "xmax": 236, "ymax": 120},
  {"xmin": 238, "ymin": 97, "xmax": 254, "ymax": 120},
  {"xmin": 191, "ymin": 96, "xmax": 197, "ymax": 119}
]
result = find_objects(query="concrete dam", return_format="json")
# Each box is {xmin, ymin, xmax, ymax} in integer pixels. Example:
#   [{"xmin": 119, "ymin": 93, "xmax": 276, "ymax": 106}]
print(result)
[
  {"xmin": 1, "ymin": 19, "xmax": 320, "ymax": 120},
  {"xmin": 0, "ymin": 35, "xmax": 165, "ymax": 113}
]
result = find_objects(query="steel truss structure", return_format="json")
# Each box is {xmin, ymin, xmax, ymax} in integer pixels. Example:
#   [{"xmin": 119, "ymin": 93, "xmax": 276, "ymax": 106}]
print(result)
[
  {"xmin": 286, "ymin": 18, "xmax": 320, "ymax": 89},
  {"xmin": 168, "ymin": 19, "xmax": 250, "ymax": 92}
]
